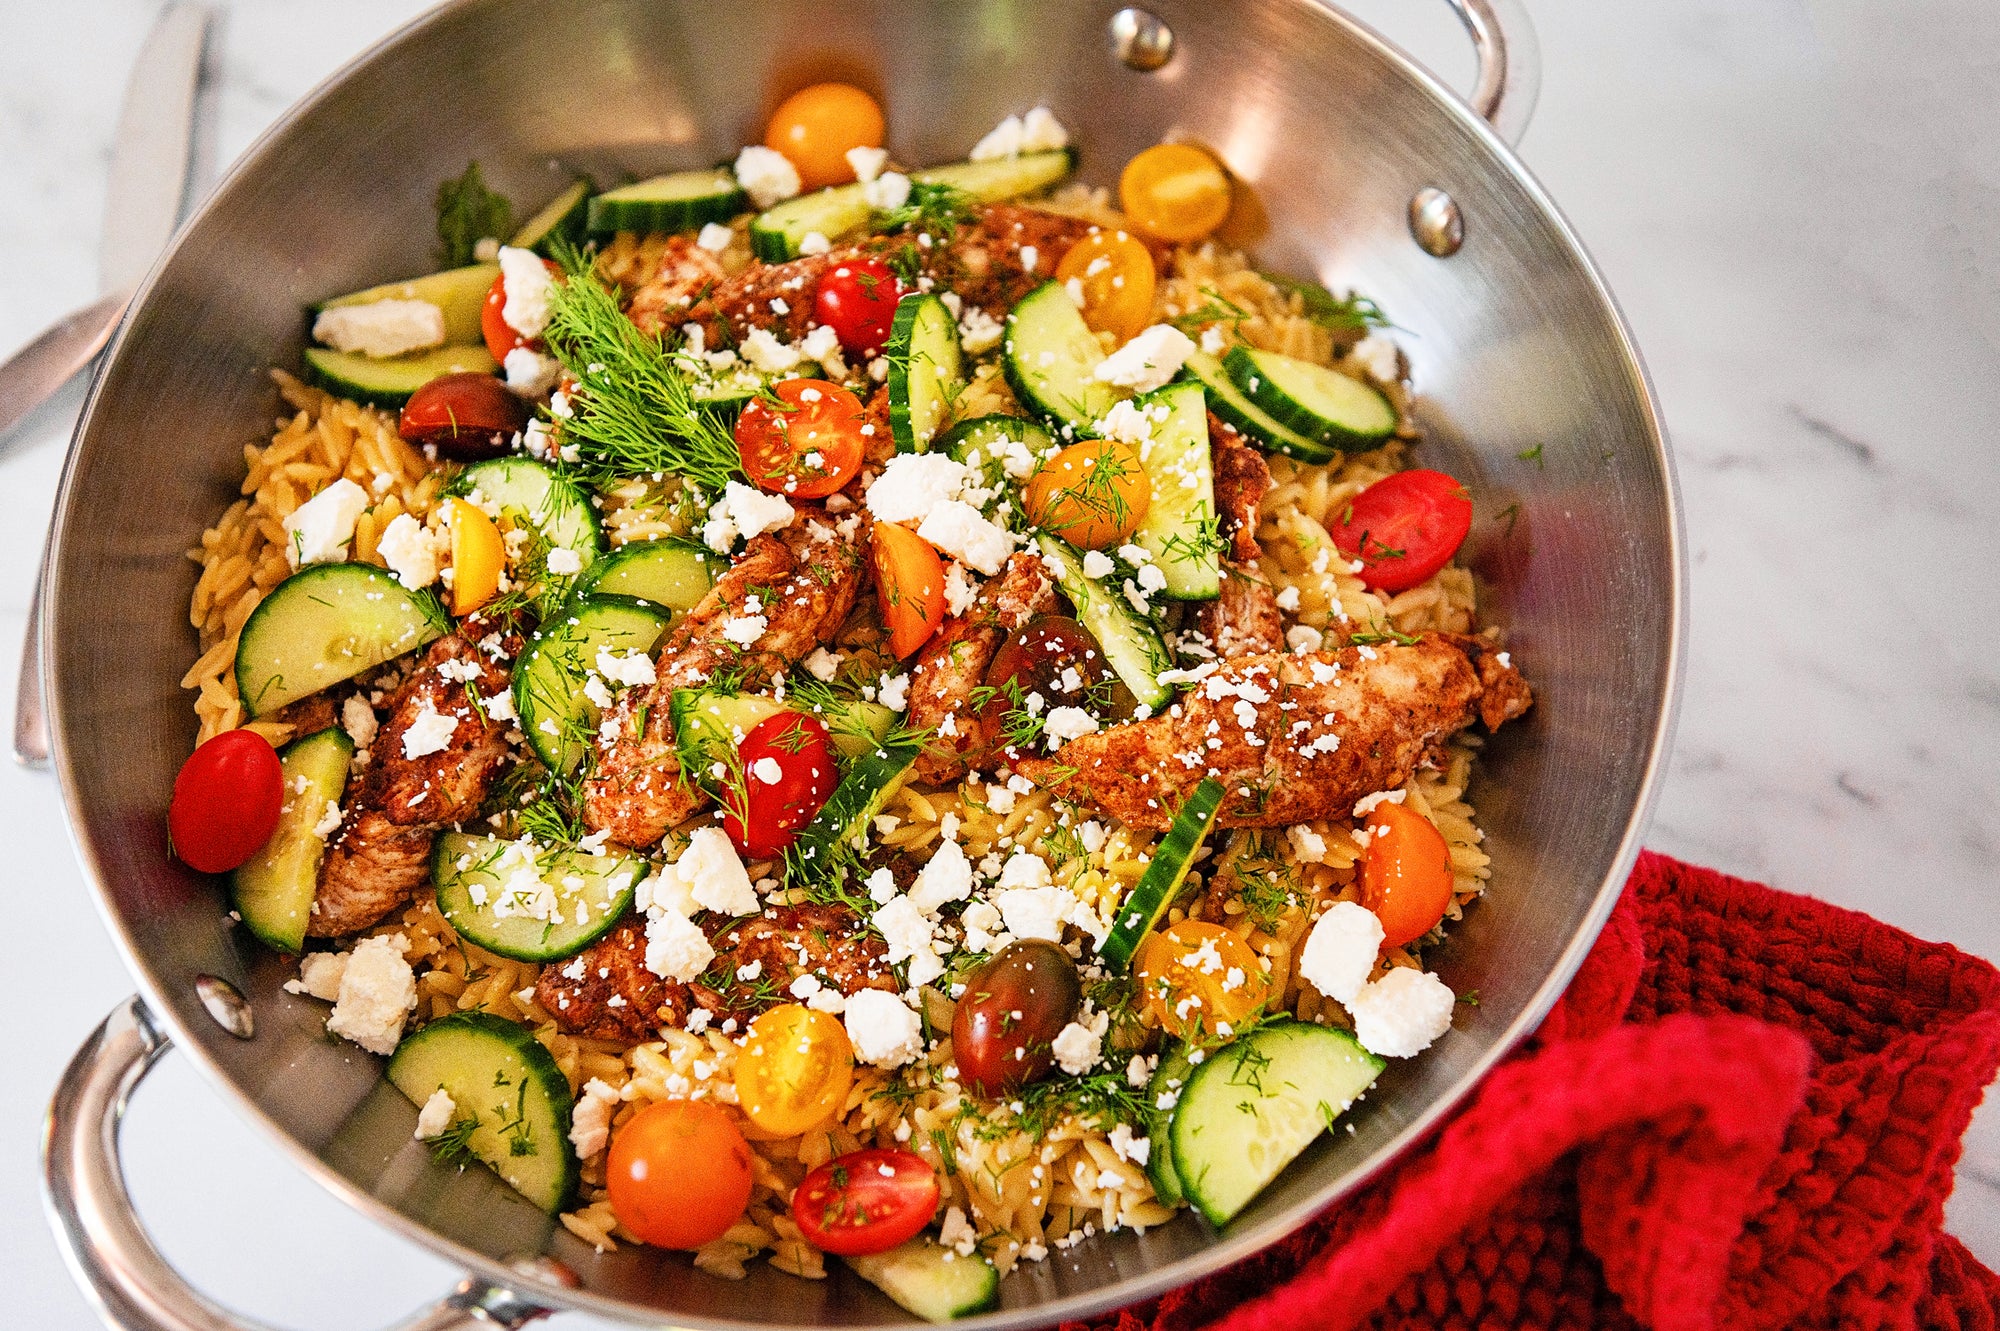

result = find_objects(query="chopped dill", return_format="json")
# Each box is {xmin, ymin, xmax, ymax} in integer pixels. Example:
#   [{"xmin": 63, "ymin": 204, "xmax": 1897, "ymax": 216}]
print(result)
[
  {"xmin": 1516, "ymin": 442, "xmax": 1545, "ymax": 468},
  {"xmin": 425, "ymin": 1111, "xmax": 482, "ymax": 1169},
  {"xmin": 874, "ymin": 181, "xmax": 975, "ymax": 238},
  {"xmin": 1168, "ymin": 286, "xmax": 1254, "ymax": 335},
  {"xmin": 436, "ymin": 162, "xmax": 511, "ymax": 269},
  {"xmin": 1348, "ymin": 619, "xmax": 1422, "ymax": 648},
  {"xmin": 1264, "ymin": 275, "xmax": 1393, "ymax": 336}
]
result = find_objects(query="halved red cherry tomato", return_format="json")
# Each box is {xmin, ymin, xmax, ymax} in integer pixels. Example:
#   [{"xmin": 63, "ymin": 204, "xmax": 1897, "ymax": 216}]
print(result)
[
  {"xmin": 607, "ymin": 1100, "xmax": 755, "ymax": 1250},
  {"xmin": 397, "ymin": 372, "xmax": 526, "ymax": 461},
  {"xmin": 479, "ymin": 258, "xmax": 563, "ymax": 362},
  {"xmin": 735, "ymin": 379, "xmax": 867, "ymax": 499},
  {"xmin": 765, "ymin": 83, "xmax": 885, "ymax": 191},
  {"xmin": 1360, "ymin": 800, "xmax": 1455, "ymax": 948},
  {"xmin": 1328, "ymin": 469, "xmax": 1474, "ymax": 593},
  {"xmin": 871, "ymin": 521, "xmax": 946, "ymax": 658},
  {"xmin": 722, "ymin": 712, "xmax": 839, "ymax": 860},
  {"xmin": 168, "ymin": 730, "xmax": 284, "ymax": 873},
  {"xmin": 812, "ymin": 256, "xmax": 903, "ymax": 359},
  {"xmin": 792, "ymin": 1149, "xmax": 940, "ymax": 1256}
]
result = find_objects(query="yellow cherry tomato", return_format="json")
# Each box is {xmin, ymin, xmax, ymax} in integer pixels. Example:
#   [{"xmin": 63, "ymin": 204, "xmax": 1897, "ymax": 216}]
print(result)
[
  {"xmin": 1023, "ymin": 439, "xmax": 1151, "ymax": 550},
  {"xmin": 1134, "ymin": 920, "xmax": 1273, "ymax": 1039},
  {"xmin": 1119, "ymin": 142, "xmax": 1233, "ymax": 243},
  {"xmin": 446, "ymin": 497, "xmax": 504, "ymax": 616},
  {"xmin": 1052, "ymin": 229, "xmax": 1158, "ymax": 344},
  {"xmin": 765, "ymin": 83, "xmax": 886, "ymax": 190},
  {"xmin": 733, "ymin": 1003, "xmax": 855, "ymax": 1136}
]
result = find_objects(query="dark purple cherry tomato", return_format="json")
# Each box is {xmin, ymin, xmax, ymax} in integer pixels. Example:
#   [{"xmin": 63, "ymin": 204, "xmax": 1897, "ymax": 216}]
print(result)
[
  {"xmin": 812, "ymin": 256, "xmax": 903, "ymax": 359},
  {"xmin": 980, "ymin": 615, "xmax": 1119, "ymax": 762},
  {"xmin": 397, "ymin": 372, "xmax": 529, "ymax": 461},
  {"xmin": 168, "ymin": 730, "xmax": 284, "ymax": 873},
  {"xmin": 952, "ymin": 939, "xmax": 1083, "ymax": 1099}
]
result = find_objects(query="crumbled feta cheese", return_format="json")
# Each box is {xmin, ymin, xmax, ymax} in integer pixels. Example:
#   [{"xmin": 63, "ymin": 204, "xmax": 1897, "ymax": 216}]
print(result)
[
  {"xmin": 794, "ymin": 230, "xmax": 833, "ymax": 256},
  {"xmin": 1051, "ymin": 1019, "xmax": 1103, "ymax": 1075},
  {"xmin": 803, "ymin": 647, "xmax": 843, "ymax": 682},
  {"xmin": 545, "ymin": 546, "xmax": 584, "ymax": 577},
  {"xmin": 943, "ymin": 561, "xmax": 979, "ymax": 617},
  {"xmin": 971, "ymin": 107, "xmax": 1070, "ymax": 161},
  {"xmin": 1199, "ymin": 324, "xmax": 1227, "ymax": 355},
  {"xmin": 844, "ymin": 989, "xmax": 924, "ymax": 1068},
  {"xmin": 413, "ymin": 1088, "xmax": 456, "ymax": 1140},
  {"xmin": 376, "ymin": 513, "xmax": 441, "ymax": 590},
  {"xmin": 1274, "ymin": 584, "xmax": 1302, "ymax": 612},
  {"xmin": 957, "ymin": 306, "xmax": 1004, "ymax": 355},
  {"xmin": 1353, "ymin": 789, "xmax": 1408, "ymax": 817},
  {"xmin": 659, "ymin": 827, "xmax": 760, "ymax": 917},
  {"xmin": 1348, "ymin": 966, "xmax": 1456, "ymax": 1058},
  {"xmin": 961, "ymin": 900, "xmax": 1005, "ymax": 953},
  {"xmin": 596, "ymin": 647, "xmax": 656, "ymax": 688},
  {"xmin": 735, "ymin": 145, "xmax": 802, "ymax": 209},
  {"xmin": 703, "ymin": 480, "xmax": 796, "ymax": 553},
  {"xmin": 497, "ymin": 246, "xmax": 556, "ymax": 338},
  {"xmin": 342, "ymin": 696, "xmax": 379, "ymax": 750},
  {"xmin": 286, "ymin": 950, "xmax": 348, "ymax": 1002},
  {"xmin": 1043, "ymin": 706, "xmax": 1099, "ymax": 747},
  {"xmin": 845, "ymin": 145, "xmax": 889, "ymax": 183},
  {"xmin": 1298, "ymin": 901, "xmax": 1384, "ymax": 1004},
  {"xmin": 1287, "ymin": 624, "xmax": 1324, "ymax": 654},
  {"xmin": 401, "ymin": 703, "xmax": 458, "ymax": 759},
  {"xmin": 721, "ymin": 613, "xmax": 766, "ymax": 647},
  {"xmin": 326, "ymin": 934, "xmax": 415, "ymax": 1055},
  {"xmin": 283, "ymin": 478, "xmax": 369, "ymax": 568},
  {"xmin": 644, "ymin": 908, "xmax": 715, "ymax": 983},
  {"xmin": 311, "ymin": 300, "xmax": 446, "ymax": 358},
  {"xmin": 1350, "ymin": 334, "xmax": 1402, "ymax": 384},
  {"xmin": 918, "ymin": 501, "xmax": 1013, "ymax": 574},
  {"xmin": 502, "ymin": 345, "xmax": 561, "ymax": 397},
  {"xmin": 878, "ymin": 672, "xmax": 911, "ymax": 711},
  {"xmin": 1107, "ymin": 1122, "xmax": 1151, "ymax": 1166},
  {"xmin": 739, "ymin": 326, "xmax": 805, "ymax": 374},
  {"xmin": 799, "ymin": 323, "xmax": 848, "ymax": 376},
  {"xmin": 1094, "ymin": 397, "xmax": 1157, "ymax": 447},
  {"xmin": 872, "ymin": 895, "xmax": 936, "ymax": 968},
  {"xmin": 752, "ymin": 756, "xmax": 785, "ymax": 785},
  {"xmin": 938, "ymin": 1205, "xmax": 979, "ymax": 1256},
  {"xmin": 910, "ymin": 839, "xmax": 975, "ymax": 916},
  {"xmin": 995, "ymin": 882, "xmax": 1075, "ymax": 943},
  {"xmin": 567, "ymin": 1078, "xmax": 620, "ymax": 1158},
  {"xmin": 1287, "ymin": 824, "xmax": 1328, "ymax": 863},
  {"xmin": 1081, "ymin": 549, "xmax": 1115, "ymax": 580},
  {"xmin": 696, "ymin": 221, "xmax": 735, "ymax": 252},
  {"xmin": 312, "ymin": 799, "xmax": 344, "ymax": 840},
  {"xmin": 866, "ymin": 453, "xmax": 971, "ymax": 524},
  {"xmin": 1135, "ymin": 562, "xmax": 1168, "ymax": 594},
  {"xmin": 1093, "ymin": 324, "xmax": 1196, "ymax": 393},
  {"xmin": 864, "ymin": 170, "xmax": 912, "ymax": 211},
  {"xmin": 865, "ymin": 867, "xmax": 900, "ymax": 905}
]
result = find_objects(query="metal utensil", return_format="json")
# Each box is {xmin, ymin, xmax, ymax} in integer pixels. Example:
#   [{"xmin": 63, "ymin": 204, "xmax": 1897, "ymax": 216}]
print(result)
[{"xmin": 9, "ymin": 2, "xmax": 212, "ymax": 767}]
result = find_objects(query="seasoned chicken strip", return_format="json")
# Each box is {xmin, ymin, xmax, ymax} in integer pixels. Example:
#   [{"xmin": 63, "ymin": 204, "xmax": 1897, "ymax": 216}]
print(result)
[
  {"xmin": 1196, "ymin": 563, "xmax": 1286, "ymax": 658},
  {"xmin": 1015, "ymin": 634, "xmax": 1531, "ymax": 830},
  {"xmin": 309, "ymin": 634, "xmax": 516, "ymax": 938},
  {"xmin": 533, "ymin": 920, "xmax": 688, "ymax": 1043},
  {"xmin": 907, "ymin": 552, "xmax": 1057, "ymax": 783},
  {"xmin": 584, "ymin": 508, "xmax": 871, "ymax": 847},
  {"xmin": 1209, "ymin": 416, "xmax": 1272, "ymax": 566},
  {"xmin": 623, "ymin": 234, "xmax": 729, "ymax": 336}
]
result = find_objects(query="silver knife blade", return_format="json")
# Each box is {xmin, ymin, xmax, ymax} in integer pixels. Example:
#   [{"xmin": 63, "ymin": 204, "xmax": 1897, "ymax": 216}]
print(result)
[{"xmin": 99, "ymin": 3, "xmax": 213, "ymax": 295}]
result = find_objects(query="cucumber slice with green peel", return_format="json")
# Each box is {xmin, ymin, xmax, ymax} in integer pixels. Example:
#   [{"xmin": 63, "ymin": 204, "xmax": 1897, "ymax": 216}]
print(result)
[
  {"xmin": 914, "ymin": 148, "xmax": 1077, "ymax": 203},
  {"xmin": 432, "ymin": 832, "xmax": 644, "ymax": 962},
  {"xmin": 1144, "ymin": 1041, "xmax": 1199, "ymax": 1206},
  {"xmin": 844, "ymin": 1240, "xmax": 1000, "ymax": 1322},
  {"xmin": 785, "ymin": 741, "xmax": 922, "ymax": 881},
  {"xmin": 1126, "ymin": 381, "xmax": 1219, "ymax": 601},
  {"xmin": 586, "ymin": 169, "xmax": 748, "ymax": 236},
  {"xmin": 1169, "ymin": 1022, "xmax": 1384, "ymax": 1227},
  {"xmin": 669, "ymin": 688, "xmax": 790, "ymax": 789},
  {"xmin": 1097, "ymin": 777, "xmax": 1226, "ymax": 971},
  {"xmin": 385, "ymin": 1011, "xmax": 579, "ymax": 1214},
  {"xmin": 300, "ymin": 345, "xmax": 499, "ymax": 409},
  {"xmin": 231, "ymin": 728, "xmax": 353, "ymax": 951},
  {"xmin": 1179, "ymin": 351, "xmax": 1335, "ymax": 463},
  {"xmin": 447, "ymin": 456, "xmax": 605, "ymax": 575},
  {"xmin": 1035, "ymin": 534, "xmax": 1173, "ymax": 710},
  {"xmin": 1223, "ymin": 344, "xmax": 1396, "ymax": 450},
  {"xmin": 937, "ymin": 413, "xmax": 1053, "ymax": 497},
  {"xmin": 236, "ymin": 563, "xmax": 448, "ymax": 718},
  {"xmin": 573, "ymin": 540, "xmax": 718, "ymax": 614},
  {"xmin": 513, "ymin": 595, "xmax": 671, "ymax": 774},
  {"xmin": 808, "ymin": 697, "xmax": 898, "ymax": 760},
  {"xmin": 1003, "ymin": 281, "xmax": 1119, "ymax": 436},
  {"xmin": 314, "ymin": 263, "xmax": 498, "ymax": 347},
  {"xmin": 510, "ymin": 178, "xmax": 594, "ymax": 255},
  {"xmin": 887, "ymin": 293, "xmax": 965, "ymax": 452}
]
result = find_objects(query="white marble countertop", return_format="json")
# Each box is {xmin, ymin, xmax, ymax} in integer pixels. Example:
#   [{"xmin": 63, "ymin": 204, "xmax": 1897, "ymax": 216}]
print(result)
[{"xmin": 3, "ymin": 1, "xmax": 1996, "ymax": 1326}]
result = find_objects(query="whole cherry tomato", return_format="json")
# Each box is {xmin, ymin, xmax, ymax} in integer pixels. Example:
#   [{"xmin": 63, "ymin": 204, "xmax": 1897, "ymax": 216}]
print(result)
[
  {"xmin": 812, "ymin": 256, "xmax": 903, "ymax": 359},
  {"xmin": 1328, "ymin": 469, "xmax": 1474, "ymax": 593},
  {"xmin": 606, "ymin": 1100, "xmax": 755, "ymax": 1250},
  {"xmin": 951, "ymin": 939, "xmax": 1083, "ymax": 1099},
  {"xmin": 397, "ymin": 372, "xmax": 526, "ymax": 461},
  {"xmin": 168, "ymin": 730, "xmax": 285, "ymax": 873},
  {"xmin": 478, "ymin": 257, "xmax": 562, "ymax": 362},
  {"xmin": 791, "ymin": 1149, "xmax": 940, "ymax": 1256},
  {"xmin": 722, "ymin": 712, "xmax": 839, "ymax": 860},
  {"xmin": 734, "ymin": 379, "xmax": 867, "ymax": 498},
  {"xmin": 764, "ymin": 83, "xmax": 886, "ymax": 191}
]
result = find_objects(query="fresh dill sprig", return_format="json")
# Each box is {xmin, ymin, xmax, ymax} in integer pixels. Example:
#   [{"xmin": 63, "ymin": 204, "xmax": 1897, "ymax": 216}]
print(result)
[
  {"xmin": 436, "ymin": 162, "xmax": 512, "ymax": 269},
  {"xmin": 873, "ymin": 181, "xmax": 976, "ymax": 237},
  {"xmin": 425, "ymin": 1111, "xmax": 482, "ymax": 1169},
  {"xmin": 1349, "ymin": 619, "xmax": 1421, "ymax": 648},
  {"xmin": 1161, "ymin": 509, "xmax": 1227, "ymax": 567},
  {"xmin": 1264, "ymin": 274, "xmax": 1393, "ymax": 336},
  {"xmin": 1168, "ymin": 286, "xmax": 1255, "ymax": 335},
  {"xmin": 540, "ymin": 241, "xmax": 745, "ymax": 494}
]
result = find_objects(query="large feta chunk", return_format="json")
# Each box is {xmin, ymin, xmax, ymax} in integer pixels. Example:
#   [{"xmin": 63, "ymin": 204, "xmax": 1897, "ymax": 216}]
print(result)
[
  {"xmin": 376, "ymin": 513, "xmax": 441, "ymax": 590},
  {"xmin": 844, "ymin": 989, "xmax": 924, "ymax": 1068},
  {"xmin": 644, "ymin": 908, "xmax": 716, "ymax": 983},
  {"xmin": 735, "ymin": 145, "xmax": 802, "ymax": 209},
  {"xmin": 1050, "ymin": 1019, "xmax": 1103, "ymax": 1075},
  {"xmin": 917, "ymin": 501, "xmax": 1013, "ymax": 574},
  {"xmin": 497, "ymin": 245, "xmax": 556, "ymax": 338},
  {"xmin": 659, "ymin": 826, "xmax": 759, "ymax": 917},
  {"xmin": 503, "ymin": 346, "xmax": 561, "ymax": 397},
  {"xmin": 401, "ymin": 702, "xmax": 458, "ymax": 759},
  {"xmin": 1093, "ymin": 324, "xmax": 1196, "ymax": 393},
  {"xmin": 413, "ymin": 1088, "xmax": 456, "ymax": 1140},
  {"xmin": 1346, "ymin": 966, "xmax": 1456, "ymax": 1058},
  {"xmin": 702, "ymin": 480, "xmax": 796, "ymax": 553},
  {"xmin": 326, "ymin": 934, "xmax": 416, "ymax": 1055},
  {"xmin": 282, "ymin": 478, "xmax": 370, "ymax": 568},
  {"xmin": 863, "ymin": 171, "xmax": 912, "ymax": 211},
  {"xmin": 909, "ymin": 839, "xmax": 974, "ymax": 916},
  {"xmin": 995, "ymin": 882, "xmax": 1075, "ymax": 943},
  {"xmin": 311, "ymin": 300, "xmax": 446, "ymax": 358},
  {"xmin": 1297, "ymin": 901, "xmax": 1383, "ymax": 1004},
  {"xmin": 567, "ymin": 1077, "xmax": 620, "ymax": 1158},
  {"xmin": 865, "ymin": 453, "xmax": 970, "ymax": 524}
]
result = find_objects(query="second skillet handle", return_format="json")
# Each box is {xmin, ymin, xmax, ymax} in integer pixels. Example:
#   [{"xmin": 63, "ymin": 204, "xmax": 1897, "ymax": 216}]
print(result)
[
  {"xmin": 43, "ymin": 995, "xmax": 564, "ymax": 1331},
  {"xmin": 1444, "ymin": 0, "xmax": 1542, "ymax": 145}
]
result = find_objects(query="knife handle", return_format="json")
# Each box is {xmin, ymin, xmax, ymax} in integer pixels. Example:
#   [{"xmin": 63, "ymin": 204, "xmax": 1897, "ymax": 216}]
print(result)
[{"xmin": 0, "ymin": 290, "xmax": 128, "ymax": 445}]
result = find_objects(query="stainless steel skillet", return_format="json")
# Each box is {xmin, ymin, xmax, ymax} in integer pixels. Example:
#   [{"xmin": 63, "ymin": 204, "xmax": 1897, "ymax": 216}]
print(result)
[{"xmin": 40, "ymin": 1, "xmax": 1682, "ymax": 1327}]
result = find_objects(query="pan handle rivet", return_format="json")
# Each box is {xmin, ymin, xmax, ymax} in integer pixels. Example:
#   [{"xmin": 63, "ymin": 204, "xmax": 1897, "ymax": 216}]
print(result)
[
  {"xmin": 1109, "ymin": 8, "xmax": 1174, "ymax": 71},
  {"xmin": 194, "ymin": 974, "xmax": 255, "ymax": 1040},
  {"xmin": 1409, "ymin": 187, "xmax": 1465, "ymax": 257}
]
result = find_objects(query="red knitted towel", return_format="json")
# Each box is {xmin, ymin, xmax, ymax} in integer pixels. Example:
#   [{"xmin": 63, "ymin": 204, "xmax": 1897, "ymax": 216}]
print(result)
[{"xmin": 1072, "ymin": 851, "xmax": 2000, "ymax": 1331}]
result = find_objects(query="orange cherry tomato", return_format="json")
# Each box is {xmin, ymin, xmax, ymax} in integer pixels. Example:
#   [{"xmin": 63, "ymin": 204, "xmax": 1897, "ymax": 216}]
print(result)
[
  {"xmin": 479, "ymin": 258, "xmax": 563, "ymax": 362},
  {"xmin": 765, "ymin": 83, "xmax": 886, "ymax": 190},
  {"xmin": 1134, "ymin": 920, "xmax": 1273, "ymax": 1040},
  {"xmin": 734, "ymin": 1004, "xmax": 855, "ymax": 1136},
  {"xmin": 445, "ymin": 498, "xmax": 505, "ymax": 616},
  {"xmin": 1359, "ymin": 800, "xmax": 1456, "ymax": 948},
  {"xmin": 606, "ymin": 1100, "xmax": 755, "ymax": 1250},
  {"xmin": 792, "ymin": 1149, "xmax": 940, "ymax": 1256},
  {"xmin": 735, "ymin": 379, "xmax": 867, "ymax": 499},
  {"xmin": 871, "ymin": 521, "xmax": 946, "ymax": 658},
  {"xmin": 1023, "ymin": 439, "xmax": 1151, "ymax": 550},
  {"xmin": 1052, "ymin": 230, "xmax": 1158, "ymax": 344},
  {"xmin": 1119, "ymin": 143, "xmax": 1233, "ymax": 243}
]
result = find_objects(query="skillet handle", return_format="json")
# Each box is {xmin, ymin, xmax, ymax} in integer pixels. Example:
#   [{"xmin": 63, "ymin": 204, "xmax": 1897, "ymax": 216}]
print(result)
[
  {"xmin": 1444, "ymin": 0, "xmax": 1542, "ymax": 144},
  {"xmin": 44, "ymin": 995, "xmax": 562, "ymax": 1331}
]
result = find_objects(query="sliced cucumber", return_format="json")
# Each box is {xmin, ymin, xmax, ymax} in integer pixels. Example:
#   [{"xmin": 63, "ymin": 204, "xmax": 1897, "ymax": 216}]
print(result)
[
  {"xmin": 938, "ymin": 413, "xmax": 1052, "ymax": 497},
  {"xmin": 1003, "ymin": 281, "xmax": 1118, "ymax": 436},
  {"xmin": 1097, "ymin": 777, "xmax": 1226, "ymax": 971},
  {"xmin": 236, "ymin": 563, "xmax": 447, "ymax": 718},
  {"xmin": 786, "ymin": 741, "xmax": 922, "ymax": 880},
  {"xmin": 510, "ymin": 178, "xmax": 595, "ymax": 256},
  {"xmin": 1170, "ymin": 1022, "xmax": 1384, "ymax": 1227},
  {"xmin": 447, "ymin": 457, "xmax": 605, "ymax": 575},
  {"xmin": 386, "ymin": 1011, "xmax": 579, "ymax": 1214},
  {"xmin": 314, "ymin": 263, "xmax": 498, "ymax": 348},
  {"xmin": 432, "ymin": 832, "xmax": 643, "ymax": 962},
  {"xmin": 807, "ymin": 697, "xmax": 897, "ymax": 760},
  {"xmin": 513, "ymin": 595, "xmax": 671, "ymax": 774},
  {"xmin": 1223, "ymin": 345, "xmax": 1396, "ymax": 450},
  {"xmin": 1034, "ymin": 534, "xmax": 1172, "ymax": 710},
  {"xmin": 1179, "ymin": 351, "xmax": 1334, "ymax": 464},
  {"xmin": 1144, "ymin": 1042, "xmax": 1199, "ymax": 1207},
  {"xmin": 1127, "ymin": 381, "xmax": 1218, "ymax": 600},
  {"xmin": 845, "ymin": 1240, "xmax": 1000, "ymax": 1322},
  {"xmin": 231, "ymin": 728, "xmax": 353, "ymax": 951},
  {"xmin": 669, "ymin": 688, "xmax": 789, "ymax": 788},
  {"xmin": 301, "ymin": 345, "xmax": 499, "ymax": 410},
  {"xmin": 749, "ymin": 148, "xmax": 1077, "ymax": 262},
  {"xmin": 574, "ymin": 540, "xmax": 718, "ymax": 614},
  {"xmin": 887, "ymin": 293, "xmax": 965, "ymax": 452},
  {"xmin": 586, "ymin": 168, "xmax": 748, "ymax": 236}
]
